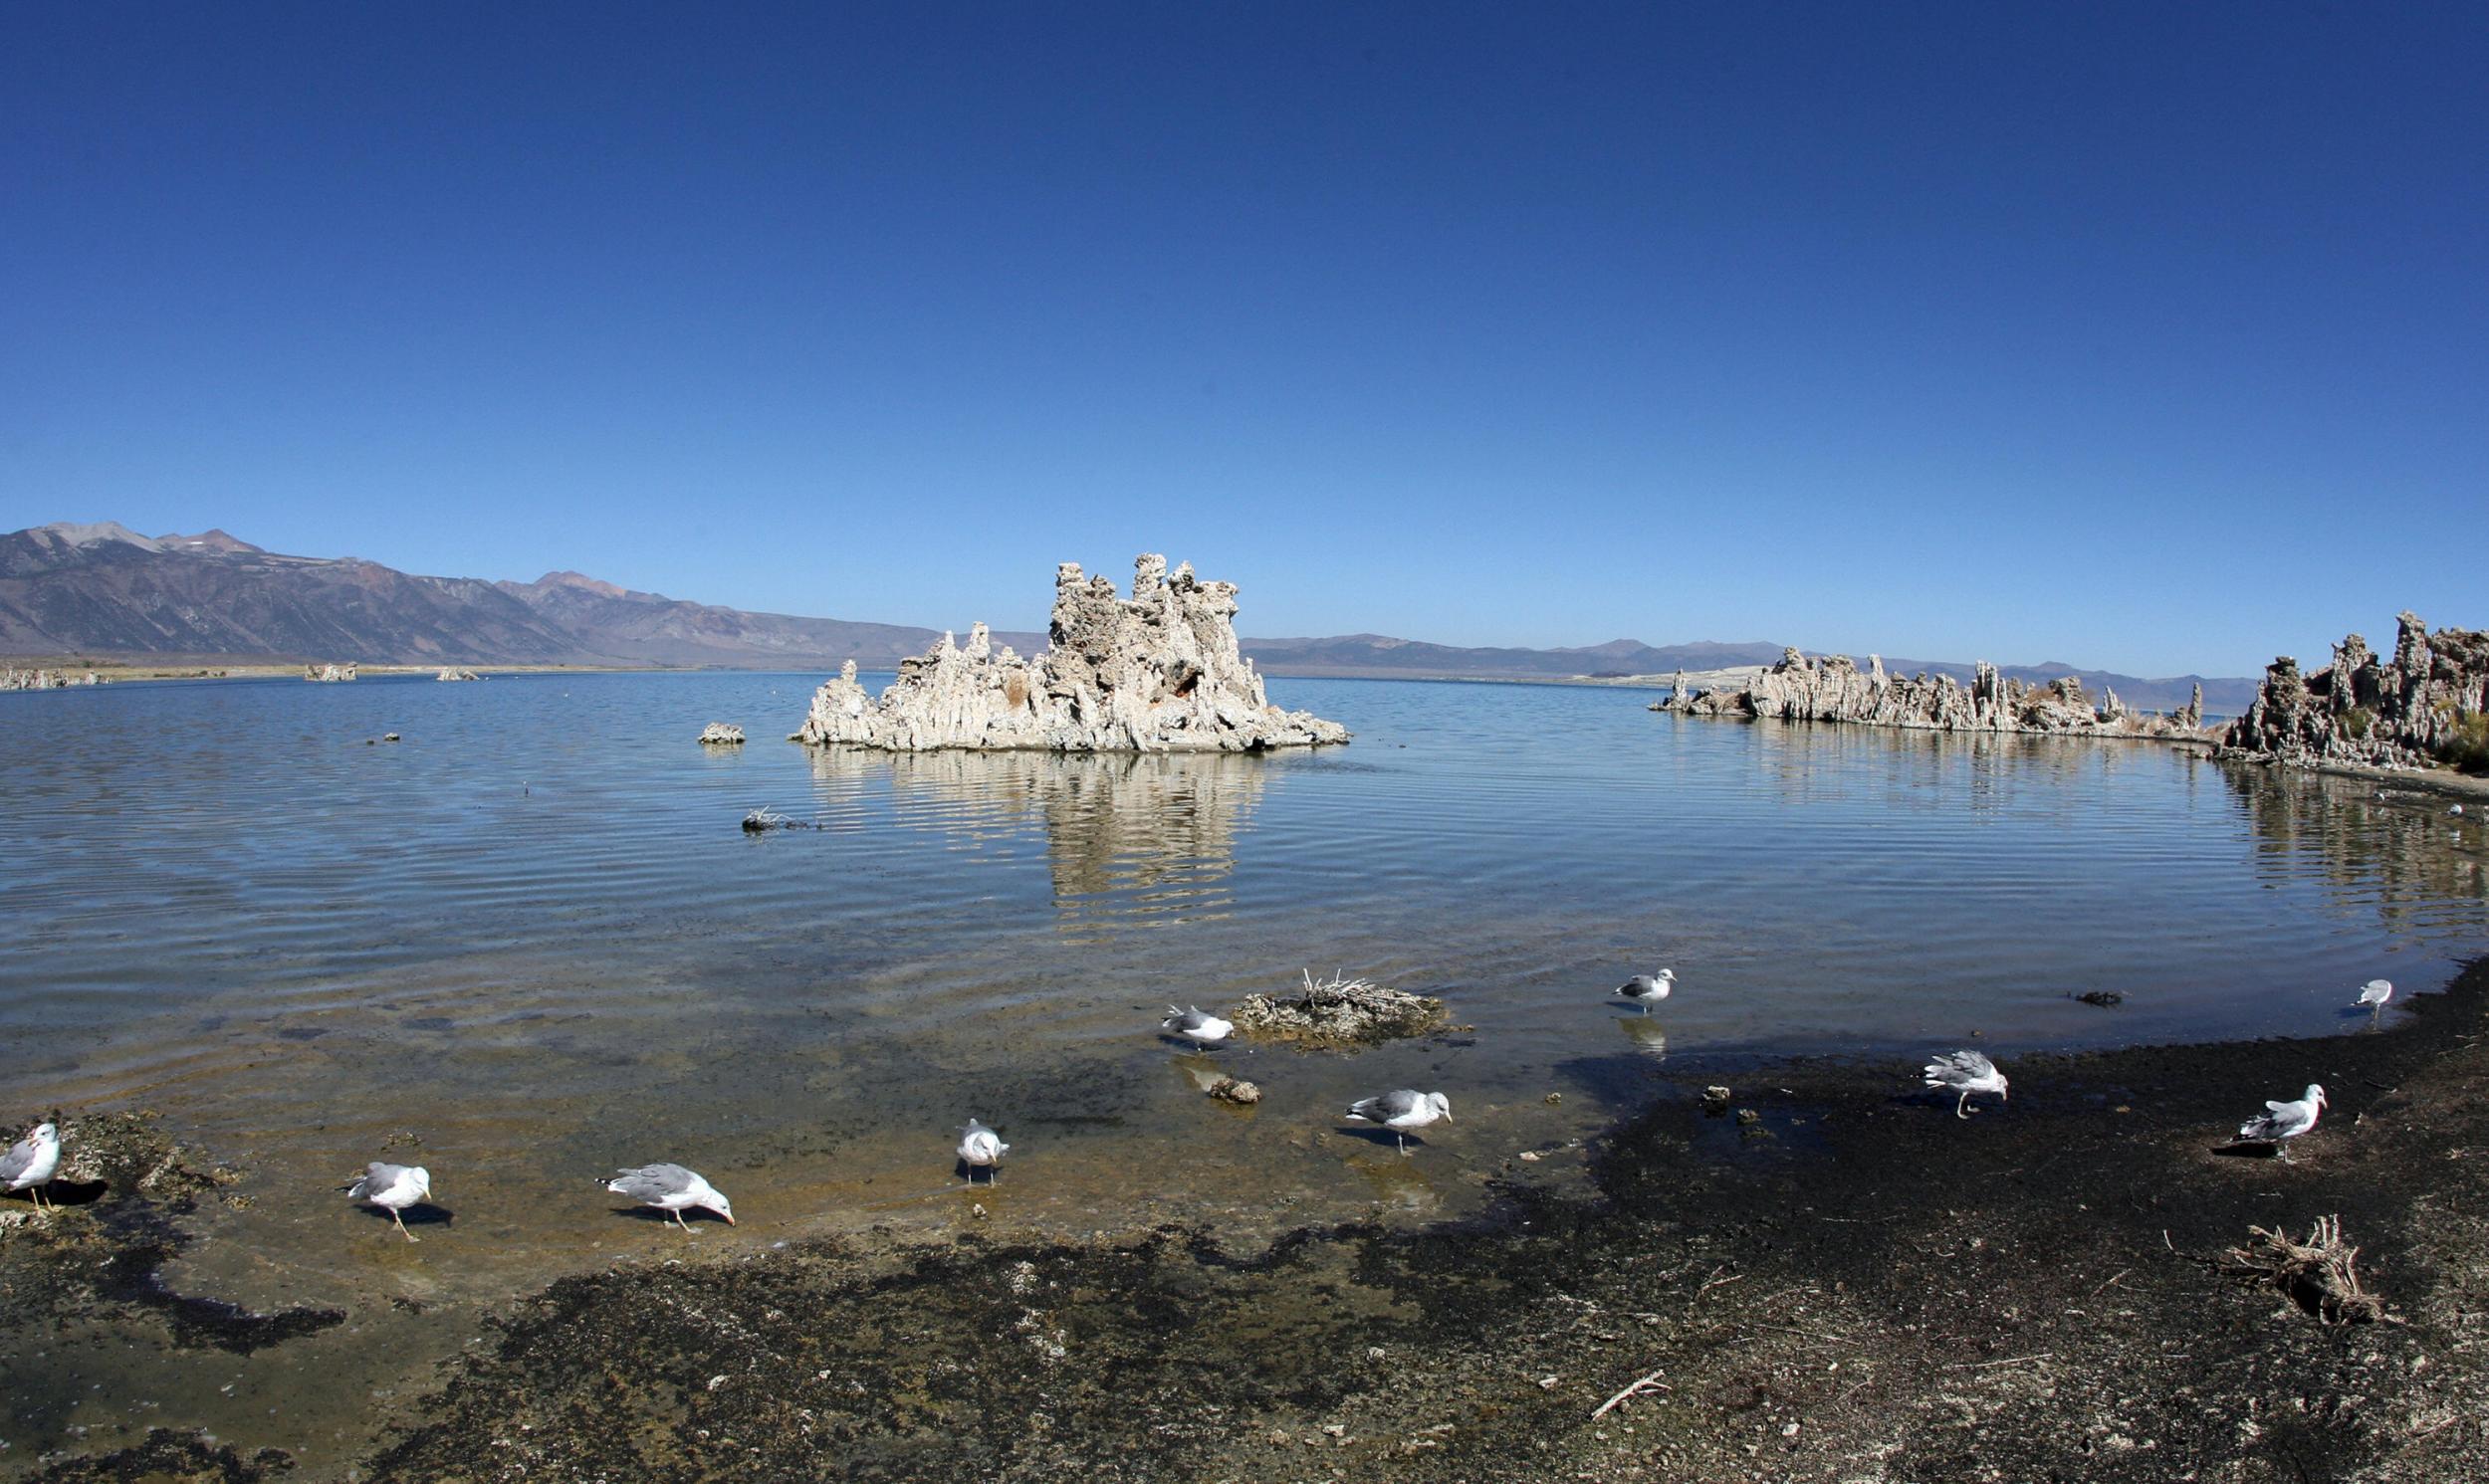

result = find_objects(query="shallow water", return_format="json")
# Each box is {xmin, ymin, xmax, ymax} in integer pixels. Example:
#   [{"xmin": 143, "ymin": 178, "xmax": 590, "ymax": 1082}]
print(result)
[{"xmin": 1, "ymin": 671, "xmax": 2484, "ymax": 1470}]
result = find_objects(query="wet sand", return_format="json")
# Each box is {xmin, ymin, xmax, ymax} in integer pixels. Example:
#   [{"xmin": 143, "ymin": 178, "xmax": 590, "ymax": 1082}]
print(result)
[{"xmin": 11, "ymin": 959, "xmax": 2486, "ymax": 1482}]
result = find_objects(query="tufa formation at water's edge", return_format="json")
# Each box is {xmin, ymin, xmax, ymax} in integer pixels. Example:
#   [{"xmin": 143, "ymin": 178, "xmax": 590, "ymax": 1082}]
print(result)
[
  {"xmin": 794, "ymin": 554, "xmax": 1349, "ymax": 752},
  {"xmin": 2219, "ymin": 611, "xmax": 2489, "ymax": 771},
  {"xmin": 1652, "ymin": 648, "xmax": 2204, "ymax": 739}
]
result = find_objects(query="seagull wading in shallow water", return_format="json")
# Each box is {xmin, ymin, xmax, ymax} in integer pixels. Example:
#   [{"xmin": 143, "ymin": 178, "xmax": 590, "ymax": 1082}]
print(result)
[
  {"xmin": 1162, "ymin": 1004, "xmax": 1235, "ymax": 1049},
  {"xmin": 2357, "ymin": 979, "xmax": 2393, "ymax": 1016},
  {"xmin": 605, "ymin": 1164, "xmax": 735, "ymax": 1229},
  {"xmin": 2236, "ymin": 1085, "xmax": 2327, "ymax": 1161},
  {"xmin": 957, "ymin": 1120, "xmax": 1010, "ymax": 1184},
  {"xmin": 343, "ymin": 1162, "xmax": 432, "ymax": 1242},
  {"xmin": 1923, "ymin": 1051, "xmax": 2009, "ymax": 1119},
  {"xmin": 1345, "ymin": 1090, "xmax": 1453, "ymax": 1155},
  {"xmin": 1, "ymin": 1123, "xmax": 62, "ymax": 1210},
  {"xmin": 1614, "ymin": 970, "xmax": 1675, "ymax": 1014}
]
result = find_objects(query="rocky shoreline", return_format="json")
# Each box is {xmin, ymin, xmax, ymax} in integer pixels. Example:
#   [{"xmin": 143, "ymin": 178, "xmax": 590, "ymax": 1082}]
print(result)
[
  {"xmin": 15, "ymin": 959, "xmax": 2486, "ymax": 1482},
  {"xmin": 1652, "ymin": 646, "xmax": 2207, "ymax": 741}
]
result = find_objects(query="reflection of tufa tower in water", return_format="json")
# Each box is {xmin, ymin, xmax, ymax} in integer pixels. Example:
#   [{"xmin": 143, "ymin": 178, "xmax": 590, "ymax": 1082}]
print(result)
[{"xmin": 806, "ymin": 747, "xmax": 1268, "ymax": 933}]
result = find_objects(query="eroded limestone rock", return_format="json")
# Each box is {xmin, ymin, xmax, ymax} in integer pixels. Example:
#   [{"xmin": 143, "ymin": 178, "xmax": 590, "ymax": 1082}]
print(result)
[
  {"xmin": 1230, "ymin": 972, "xmax": 1448, "ymax": 1049},
  {"xmin": 1651, "ymin": 649, "xmax": 2206, "ymax": 740},
  {"xmin": 2220, "ymin": 612, "xmax": 2489, "ymax": 770},
  {"xmin": 794, "ymin": 555, "xmax": 1348, "ymax": 752},
  {"xmin": 303, "ymin": 663, "xmax": 357, "ymax": 683}
]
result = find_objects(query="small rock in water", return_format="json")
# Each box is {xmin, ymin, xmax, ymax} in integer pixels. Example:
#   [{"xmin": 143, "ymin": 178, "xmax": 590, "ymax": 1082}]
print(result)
[
  {"xmin": 1735, "ymin": 1108, "xmax": 1761, "ymax": 1126},
  {"xmin": 699, "ymin": 723, "xmax": 746, "ymax": 745},
  {"xmin": 1544, "ymin": 1092, "xmax": 1562, "ymax": 1105},
  {"xmin": 382, "ymin": 733, "xmax": 400, "ymax": 742},
  {"xmin": 2072, "ymin": 990, "xmax": 2125, "ymax": 1007},
  {"xmin": 1207, "ymin": 1076, "xmax": 1261, "ymax": 1105},
  {"xmin": 1701, "ymin": 1086, "xmax": 1732, "ymax": 1113},
  {"xmin": 1229, "ymin": 969, "xmax": 1449, "ymax": 1048}
]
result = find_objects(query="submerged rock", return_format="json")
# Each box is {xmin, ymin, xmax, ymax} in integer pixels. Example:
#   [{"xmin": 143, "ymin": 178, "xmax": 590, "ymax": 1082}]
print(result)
[
  {"xmin": 1230, "ymin": 971, "xmax": 1448, "ymax": 1048},
  {"xmin": 2219, "ymin": 612, "xmax": 2489, "ymax": 772},
  {"xmin": 698, "ymin": 723, "xmax": 747, "ymax": 745},
  {"xmin": 793, "ymin": 554, "xmax": 1349, "ymax": 753},
  {"xmin": 303, "ymin": 662, "xmax": 357, "ymax": 682},
  {"xmin": 1652, "ymin": 648, "xmax": 2206, "ymax": 740},
  {"xmin": 1206, "ymin": 1076, "xmax": 1262, "ymax": 1105}
]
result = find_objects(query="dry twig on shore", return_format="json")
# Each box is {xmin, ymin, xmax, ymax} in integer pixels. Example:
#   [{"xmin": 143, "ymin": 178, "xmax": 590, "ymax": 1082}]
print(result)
[{"xmin": 2218, "ymin": 1213, "xmax": 2384, "ymax": 1324}]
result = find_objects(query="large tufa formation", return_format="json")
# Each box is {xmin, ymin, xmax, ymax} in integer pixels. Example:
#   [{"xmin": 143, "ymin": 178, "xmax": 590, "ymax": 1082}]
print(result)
[
  {"xmin": 303, "ymin": 662, "xmax": 357, "ymax": 682},
  {"xmin": 3, "ymin": 668, "xmax": 105, "ymax": 690},
  {"xmin": 1654, "ymin": 649, "xmax": 2203, "ymax": 738},
  {"xmin": 794, "ymin": 554, "xmax": 1348, "ymax": 752},
  {"xmin": 2220, "ymin": 612, "xmax": 2489, "ymax": 770}
]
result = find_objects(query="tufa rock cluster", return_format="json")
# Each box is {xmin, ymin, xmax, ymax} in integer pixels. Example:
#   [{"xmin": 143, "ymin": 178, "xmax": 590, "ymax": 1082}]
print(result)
[
  {"xmin": 793, "ymin": 554, "xmax": 1348, "ymax": 753},
  {"xmin": 1652, "ymin": 650, "xmax": 2203, "ymax": 739},
  {"xmin": 2219, "ymin": 612, "xmax": 2489, "ymax": 771}
]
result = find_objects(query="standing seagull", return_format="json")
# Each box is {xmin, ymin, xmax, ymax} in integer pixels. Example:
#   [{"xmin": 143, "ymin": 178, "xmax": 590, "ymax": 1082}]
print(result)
[
  {"xmin": 1613, "ymin": 970, "xmax": 1676, "ymax": 1015},
  {"xmin": 605, "ymin": 1164, "xmax": 735, "ymax": 1229},
  {"xmin": 2357, "ymin": 979, "xmax": 2393, "ymax": 1018},
  {"xmin": 1923, "ymin": 1051, "xmax": 2009, "ymax": 1119},
  {"xmin": 2234, "ymin": 1085, "xmax": 2327, "ymax": 1162},
  {"xmin": 1344, "ymin": 1090, "xmax": 1453, "ymax": 1155},
  {"xmin": 343, "ymin": 1162, "xmax": 432, "ymax": 1243},
  {"xmin": 957, "ymin": 1120, "xmax": 1010, "ymax": 1184},
  {"xmin": 1, "ymin": 1123, "xmax": 61, "ymax": 1210},
  {"xmin": 1162, "ymin": 1004, "xmax": 1236, "ymax": 1049}
]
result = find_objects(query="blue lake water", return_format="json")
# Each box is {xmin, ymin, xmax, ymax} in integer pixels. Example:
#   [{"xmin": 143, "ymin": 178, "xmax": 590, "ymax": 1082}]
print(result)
[{"xmin": 2, "ymin": 669, "xmax": 2485, "ymax": 1470}]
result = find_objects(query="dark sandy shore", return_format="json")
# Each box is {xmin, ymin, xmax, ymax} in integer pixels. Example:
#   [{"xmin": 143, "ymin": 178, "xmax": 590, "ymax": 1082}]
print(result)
[{"xmin": 11, "ymin": 961, "xmax": 2488, "ymax": 1483}]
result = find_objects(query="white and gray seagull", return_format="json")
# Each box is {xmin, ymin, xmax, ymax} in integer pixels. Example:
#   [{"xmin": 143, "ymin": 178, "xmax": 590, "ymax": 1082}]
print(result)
[
  {"xmin": 1344, "ymin": 1089, "xmax": 1453, "ymax": 1155},
  {"xmin": 2357, "ymin": 979, "xmax": 2393, "ymax": 1017},
  {"xmin": 1162, "ymin": 1004, "xmax": 1235, "ymax": 1049},
  {"xmin": 957, "ymin": 1119, "xmax": 1010, "ymax": 1184},
  {"xmin": 1, "ymin": 1123, "xmax": 62, "ymax": 1210},
  {"xmin": 2234, "ymin": 1084, "xmax": 2327, "ymax": 1161},
  {"xmin": 1923, "ymin": 1051, "xmax": 2009, "ymax": 1119},
  {"xmin": 605, "ymin": 1164, "xmax": 735, "ymax": 1229},
  {"xmin": 1614, "ymin": 970, "xmax": 1676, "ymax": 1014},
  {"xmin": 343, "ymin": 1161, "xmax": 432, "ymax": 1242}
]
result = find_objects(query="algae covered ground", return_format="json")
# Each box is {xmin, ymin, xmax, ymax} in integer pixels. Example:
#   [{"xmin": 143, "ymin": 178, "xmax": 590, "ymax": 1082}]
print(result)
[{"xmin": 12, "ymin": 963, "xmax": 2487, "ymax": 1482}]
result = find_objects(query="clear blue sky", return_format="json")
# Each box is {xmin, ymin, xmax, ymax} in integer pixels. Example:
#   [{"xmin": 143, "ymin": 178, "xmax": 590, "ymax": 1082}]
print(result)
[{"xmin": 4, "ymin": 4, "xmax": 2481, "ymax": 676}]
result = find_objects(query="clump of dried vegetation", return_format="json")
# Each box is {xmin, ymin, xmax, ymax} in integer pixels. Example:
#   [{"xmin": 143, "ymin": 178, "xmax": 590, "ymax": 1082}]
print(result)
[{"xmin": 2219, "ymin": 1213, "xmax": 2385, "ymax": 1324}]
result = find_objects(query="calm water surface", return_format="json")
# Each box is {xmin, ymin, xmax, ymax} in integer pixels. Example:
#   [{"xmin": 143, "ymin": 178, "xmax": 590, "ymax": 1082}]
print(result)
[{"xmin": 1, "ymin": 671, "xmax": 2484, "ymax": 1470}]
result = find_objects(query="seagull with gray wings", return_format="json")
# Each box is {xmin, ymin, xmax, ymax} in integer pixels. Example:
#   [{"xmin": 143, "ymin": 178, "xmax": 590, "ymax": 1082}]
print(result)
[
  {"xmin": 1162, "ymin": 1004, "xmax": 1235, "ymax": 1049},
  {"xmin": 605, "ymin": 1164, "xmax": 735, "ymax": 1229},
  {"xmin": 1344, "ymin": 1089, "xmax": 1453, "ymax": 1155},
  {"xmin": 957, "ymin": 1120, "xmax": 1010, "ymax": 1184},
  {"xmin": 2, "ymin": 1123, "xmax": 61, "ymax": 1210},
  {"xmin": 1923, "ymin": 1050, "xmax": 2009, "ymax": 1119},
  {"xmin": 2231, "ymin": 1085, "xmax": 2327, "ymax": 1162},
  {"xmin": 1613, "ymin": 970, "xmax": 1675, "ymax": 1014},
  {"xmin": 343, "ymin": 1161, "xmax": 432, "ymax": 1242}
]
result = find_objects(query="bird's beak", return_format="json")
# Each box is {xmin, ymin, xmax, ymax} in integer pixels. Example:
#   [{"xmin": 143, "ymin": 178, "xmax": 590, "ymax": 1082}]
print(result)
[{"xmin": 723, "ymin": 1212, "xmax": 737, "ymax": 1225}]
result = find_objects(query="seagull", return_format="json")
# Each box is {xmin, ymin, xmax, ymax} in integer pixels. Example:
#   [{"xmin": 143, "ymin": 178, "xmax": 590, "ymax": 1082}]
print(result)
[
  {"xmin": 1162, "ymin": 1004, "xmax": 1235, "ymax": 1049},
  {"xmin": 2357, "ymin": 979, "xmax": 2393, "ymax": 1016},
  {"xmin": 1, "ymin": 1123, "xmax": 61, "ymax": 1210},
  {"xmin": 957, "ymin": 1120, "xmax": 1010, "ymax": 1184},
  {"xmin": 605, "ymin": 1164, "xmax": 735, "ymax": 1229},
  {"xmin": 343, "ymin": 1162, "xmax": 432, "ymax": 1243},
  {"xmin": 2234, "ymin": 1084, "xmax": 2327, "ymax": 1161},
  {"xmin": 1923, "ymin": 1051, "xmax": 2009, "ymax": 1119},
  {"xmin": 1344, "ymin": 1090, "xmax": 1453, "ymax": 1155},
  {"xmin": 1614, "ymin": 970, "xmax": 1675, "ymax": 1014}
]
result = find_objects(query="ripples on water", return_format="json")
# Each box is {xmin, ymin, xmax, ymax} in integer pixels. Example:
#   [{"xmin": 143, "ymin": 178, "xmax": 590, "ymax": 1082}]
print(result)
[{"xmin": 3, "ymin": 671, "xmax": 2484, "ymax": 1250}]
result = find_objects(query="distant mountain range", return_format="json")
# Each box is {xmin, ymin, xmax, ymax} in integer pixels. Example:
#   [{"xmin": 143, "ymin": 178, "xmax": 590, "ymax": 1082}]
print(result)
[{"xmin": 0, "ymin": 521, "xmax": 2255, "ymax": 711}]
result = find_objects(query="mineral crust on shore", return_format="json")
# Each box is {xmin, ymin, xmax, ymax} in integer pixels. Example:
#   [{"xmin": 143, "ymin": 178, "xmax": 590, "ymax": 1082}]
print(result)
[
  {"xmin": 794, "ymin": 554, "xmax": 1348, "ymax": 752},
  {"xmin": 2218, "ymin": 611, "xmax": 2489, "ymax": 771},
  {"xmin": 1650, "ymin": 649, "xmax": 2205, "ymax": 739}
]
